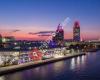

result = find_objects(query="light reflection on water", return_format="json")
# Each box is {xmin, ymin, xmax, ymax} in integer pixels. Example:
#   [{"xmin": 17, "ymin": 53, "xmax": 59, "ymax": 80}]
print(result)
[
  {"xmin": 81, "ymin": 55, "xmax": 86, "ymax": 64},
  {"xmin": 0, "ymin": 73, "xmax": 23, "ymax": 80},
  {"xmin": 70, "ymin": 55, "xmax": 86, "ymax": 70},
  {"xmin": 77, "ymin": 56, "xmax": 80, "ymax": 67},
  {"xmin": 53, "ymin": 61, "xmax": 65, "ymax": 72},
  {"xmin": 70, "ymin": 58, "xmax": 75, "ymax": 70}
]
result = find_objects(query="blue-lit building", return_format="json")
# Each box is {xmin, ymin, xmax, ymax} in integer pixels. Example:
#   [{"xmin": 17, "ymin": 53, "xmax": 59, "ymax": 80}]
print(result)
[{"xmin": 48, "ymin": 40, "xmax": 57, "ymax": 48}]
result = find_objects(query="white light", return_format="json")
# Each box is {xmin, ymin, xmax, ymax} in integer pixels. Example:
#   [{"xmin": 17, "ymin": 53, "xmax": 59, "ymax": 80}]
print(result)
[
  {"xmin": 0, "ymin": 76, "xmax": 4, "ymax": 80},
  {"xmin": 0, "ymin": 56, "xmax": 4, "ymax": 65},
  {"xmin": 12, "ymin": 52, "xmax": 19, "ymax": 56},
  {"xmin": 52, "ymin": 33, "xmax": 56, "ymax": 37},
  {"xmin": 2, "ymin": 38, "xmax": 6, "ymax": 43},
  {"xmin": 53, "ymin": 54, "xmax": 64, "ymax": 58},
  {"xmin": 14, "ymin": 42, "xmax": 17, "ymax": 45}
]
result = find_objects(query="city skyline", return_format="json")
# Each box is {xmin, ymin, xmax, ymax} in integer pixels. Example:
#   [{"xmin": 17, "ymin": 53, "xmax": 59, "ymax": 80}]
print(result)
[{"xmin": 0, "ymin": 0, "xmax": 100, "ymax": 40}]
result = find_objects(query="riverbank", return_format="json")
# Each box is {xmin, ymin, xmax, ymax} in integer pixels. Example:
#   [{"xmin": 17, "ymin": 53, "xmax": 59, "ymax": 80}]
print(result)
[{"xmin": 0, "ymin": 53, "xmax": 85, "ymax": 75}]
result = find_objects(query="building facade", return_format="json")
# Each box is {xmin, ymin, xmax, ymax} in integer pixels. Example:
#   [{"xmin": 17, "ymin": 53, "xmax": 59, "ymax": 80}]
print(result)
[
  {"xmin": 52, "ymin": 24, "xmax": 64, "ymax": 46},
  {"xmin": 0, "ymin": 34, "xmax": 2, "ymax": 47},
  {"xmin": 0, "ymin": 34, "xmax": 2, "ymax": 43},
  {"xmin": 73, "ymin": 21, "xmax": 80, "ymax": 42}
]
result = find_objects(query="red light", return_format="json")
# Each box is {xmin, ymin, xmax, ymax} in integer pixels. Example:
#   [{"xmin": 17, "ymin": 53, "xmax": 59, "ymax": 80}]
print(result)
[{"xmin": 74, "ymin": 21, "xmax": 80, "ymax": 27}]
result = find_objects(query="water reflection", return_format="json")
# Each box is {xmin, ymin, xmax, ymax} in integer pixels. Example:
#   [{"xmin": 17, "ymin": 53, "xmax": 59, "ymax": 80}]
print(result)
[
  {"xmin": 77, "ymin": 56, "xmax": 80, "ymax": 67},
  {"xmin": 70, "ymin": 58, "xmax": 75, "ymax": 70},
  {"xmin": 53, "ymin": 61, "xmax": 65, "ymax": 72},
  {"xmin": 81, "ymin": 55, "xmax": 86, "ymax": 64},
  {"xmin": 70, "ymin": 55, "xmax": 86, "ymax": 70}
]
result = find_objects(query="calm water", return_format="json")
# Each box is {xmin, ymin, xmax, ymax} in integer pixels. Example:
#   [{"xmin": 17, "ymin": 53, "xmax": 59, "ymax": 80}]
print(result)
[{"xmin": 0, "ymin": 51, "xmax": 100, "ymax": 80}]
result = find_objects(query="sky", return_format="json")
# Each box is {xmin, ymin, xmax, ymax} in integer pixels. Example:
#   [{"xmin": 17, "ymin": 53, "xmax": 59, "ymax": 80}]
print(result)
[{"xmin": 0, "ymin": 0, "xmax": 100, "ymax": 40}]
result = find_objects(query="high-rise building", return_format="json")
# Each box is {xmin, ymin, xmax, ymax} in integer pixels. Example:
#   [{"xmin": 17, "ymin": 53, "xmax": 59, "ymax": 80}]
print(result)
[
  {"xmin": 73, "ymin": 21, "xmax": 80, "ymax": 42},
  {"xmin": 0, "ymin": 34, "xmax": 2, "ymax": 47},
  {"xmin": 0, "ymin": 34, "xmax": 2, "ymax": 43},
  {"xmin": 52, "ymin": 24, "xmax": 64, "ymax": 45}
]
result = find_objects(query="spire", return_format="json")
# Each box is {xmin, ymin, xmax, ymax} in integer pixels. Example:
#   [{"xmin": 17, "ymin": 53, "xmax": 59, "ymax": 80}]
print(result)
[
  {"xmin": 57, "ymin": 24, "xmax": 61, "ymax": 29},
  {"xmin": 56, "ymin": 24, "xmax": 63, "ymax": 32}
]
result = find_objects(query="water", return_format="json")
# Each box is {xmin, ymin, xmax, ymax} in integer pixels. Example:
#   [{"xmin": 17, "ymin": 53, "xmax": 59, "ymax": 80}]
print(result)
[{"xmin": 0, "ymin": 51, "xmax": 100, "ymax": 80}]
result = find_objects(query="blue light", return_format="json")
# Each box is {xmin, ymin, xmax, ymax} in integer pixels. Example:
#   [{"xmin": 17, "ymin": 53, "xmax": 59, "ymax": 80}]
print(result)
[{"xmin": 49, "ymin": 41, "xmax": 57, "ymax": 48}]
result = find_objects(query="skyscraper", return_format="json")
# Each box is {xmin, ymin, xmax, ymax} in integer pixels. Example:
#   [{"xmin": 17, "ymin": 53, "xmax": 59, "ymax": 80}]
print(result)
[
  {"xmin": 52, "ymin": 24, "xmax": 64, "ymax": 46},
  {"xmin": 0, "ymin": 34, "xmax": 2, "ymax": 43},
  {"xmin": 73, "ymin": 21, "xmax": 80, "ymax": 42},
  {"xmin": 0, "ymin": 34, "xmax": 2, "ymax": 47}
]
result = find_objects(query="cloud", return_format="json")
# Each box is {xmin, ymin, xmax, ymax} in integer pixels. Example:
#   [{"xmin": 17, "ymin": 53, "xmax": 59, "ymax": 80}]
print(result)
[
  {"xmin": 38, "ymin": 34, "xmax": 51, "ymax": 36},
  {"xmin": 7, "ymin": 29, "xmax": 20, "ymax": 35},
  {"xmin": 34, "ymin": 31, "xmax": 55, "ymax": 34},
  {"xmin": 28, "ymin": 31, "xmax": 55, "ymax": 36},
  {"xmin": 12, "ymin": 29, "xmax": 20, "ymax": 32},
  {"xmin": 28, "ymin": 32, "xmax": 35, "ymax": 35}
]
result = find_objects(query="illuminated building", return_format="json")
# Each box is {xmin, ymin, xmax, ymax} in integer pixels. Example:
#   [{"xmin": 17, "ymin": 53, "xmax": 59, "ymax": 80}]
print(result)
[
  {"xmin": 29, "ymin": 47, "xmax": 42, "ymax": 61},
  {"xmin": 73, "ymin": 21, "xmax": 80, "ymax": 42},
  {"xmin": 48, "ymin": 40, "xmax": 57, "ymax": 48},
  {"xmin": 2, "ymin": 36, "xmax": 15, "ymax": 43},
  {"xmin": 2, "ymin": 36, "xmax": 15, "ymax": 48},
  {"xmin": 0, "ymin": 34, "xmax": 2, "ymax": 43},
  {"xmin": 52, "ymin": 24, "xmax": 64, "ymax": 46},
  {"xmin": 0, "ymin": 34, "xmax": 2, "ymax": 47}
]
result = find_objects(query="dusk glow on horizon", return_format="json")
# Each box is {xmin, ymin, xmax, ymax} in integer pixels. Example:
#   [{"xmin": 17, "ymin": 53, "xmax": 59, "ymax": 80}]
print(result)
[{"xmin": 0, "ymin": 0, "xmax": 100, "ymax": 40}]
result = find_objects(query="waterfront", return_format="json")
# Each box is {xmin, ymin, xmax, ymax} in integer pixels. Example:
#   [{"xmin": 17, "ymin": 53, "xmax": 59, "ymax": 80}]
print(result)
[
  {"xmin": 0, "ymin": 48, "xmax": 82, "ymax": 67},
  {"xmin": 0, "ymin": 51, "xmax": 100, "ymax": 80}
]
